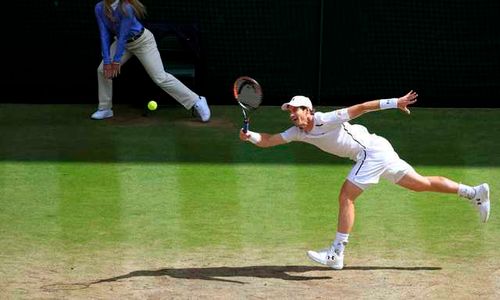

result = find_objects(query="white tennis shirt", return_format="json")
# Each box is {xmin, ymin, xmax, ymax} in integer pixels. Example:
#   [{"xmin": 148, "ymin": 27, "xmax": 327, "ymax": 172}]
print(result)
[{"xmin": 280, "ymin": 110, "xmax": 380, "ymax": 161}]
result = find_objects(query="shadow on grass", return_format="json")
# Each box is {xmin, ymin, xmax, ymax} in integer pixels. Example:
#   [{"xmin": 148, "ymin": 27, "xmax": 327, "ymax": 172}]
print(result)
[
  {"xmin": 2, "ymin": 105, "xmax": 499, "ymax": 165},
  {"xmin": 41, "ymin": 264, "xmax": 442, "ymax": 290},
  {"xmin": 343, "ymin": 266, "xmax": 441, "ymax": 271}
]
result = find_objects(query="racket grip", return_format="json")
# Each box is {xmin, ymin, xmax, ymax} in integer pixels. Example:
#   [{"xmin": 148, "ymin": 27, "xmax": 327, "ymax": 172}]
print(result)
[{"xmin": 242, "ymin": 119, "xmax": 249, "ymax": 133}]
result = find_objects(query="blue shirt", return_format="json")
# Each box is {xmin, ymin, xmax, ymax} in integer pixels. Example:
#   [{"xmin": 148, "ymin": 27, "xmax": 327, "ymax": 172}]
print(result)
[{"xmin": 95, "ymin": 1, "xmax": 144, "ymax": 64}]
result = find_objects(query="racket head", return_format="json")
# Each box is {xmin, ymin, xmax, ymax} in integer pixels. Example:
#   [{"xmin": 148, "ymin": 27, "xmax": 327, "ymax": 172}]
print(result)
[{"xmin": 233, "ymin": 76, "xmax": 263, "ymax": 110}]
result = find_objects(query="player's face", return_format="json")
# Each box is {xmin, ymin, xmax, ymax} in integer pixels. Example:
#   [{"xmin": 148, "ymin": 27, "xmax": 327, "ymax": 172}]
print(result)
[{"xmin": 288, "ymin": 106, "xmax": 311, "ymax": 129}]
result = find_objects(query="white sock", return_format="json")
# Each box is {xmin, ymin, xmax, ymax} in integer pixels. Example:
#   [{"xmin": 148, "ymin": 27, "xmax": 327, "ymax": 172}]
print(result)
[
  {"xmin": 458, "ymin": 184, "xmax": 476, "ymax": 199},
  {"xmin": 332, "ymin": 232, "xmax": 349, "ymax": 256}
]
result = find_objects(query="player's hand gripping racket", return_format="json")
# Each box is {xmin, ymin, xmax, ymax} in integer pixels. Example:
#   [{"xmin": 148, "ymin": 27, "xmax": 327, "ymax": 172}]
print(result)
[{"xmin": 233, "ymin": 76, "xmax": 263, "ymax": 133}]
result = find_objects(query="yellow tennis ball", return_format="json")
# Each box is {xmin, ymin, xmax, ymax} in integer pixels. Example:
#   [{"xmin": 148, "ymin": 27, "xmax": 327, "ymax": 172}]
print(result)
[{"xmin": 147, "ymin": 100, "xmax": 157, "ymax": 111}]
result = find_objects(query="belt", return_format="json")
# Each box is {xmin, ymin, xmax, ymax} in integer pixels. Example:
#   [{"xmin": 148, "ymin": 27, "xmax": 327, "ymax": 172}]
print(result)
[{"xmin": 127, "ymin": 28, "xmax": 145, "ymax": 43}]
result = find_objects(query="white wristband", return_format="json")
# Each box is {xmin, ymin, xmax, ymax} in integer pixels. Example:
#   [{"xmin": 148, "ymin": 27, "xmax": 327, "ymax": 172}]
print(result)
[
  {"xmin": 379, "ymin": 98, "xmax": 398, "ymax": 110},
  {"xmin": 247, "ymin": 131, "xmax": 262, "ymax": 144}
]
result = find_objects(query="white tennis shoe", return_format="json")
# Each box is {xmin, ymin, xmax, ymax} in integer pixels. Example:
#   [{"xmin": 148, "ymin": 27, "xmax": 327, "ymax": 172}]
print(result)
[
  {"xmin": 307, "ymin": 248, "xmax": 344, "ymax": 270},
  {"xmin": 193, "ymin": 96, "xmax": 211, "ymax": 122},
  {"xmin": 472, "ymin": 183, "xmax": 490, "ymax": 223},
  {"xmin": 91, "ymin": 109, "xmax": 113, "ymax": 120}
]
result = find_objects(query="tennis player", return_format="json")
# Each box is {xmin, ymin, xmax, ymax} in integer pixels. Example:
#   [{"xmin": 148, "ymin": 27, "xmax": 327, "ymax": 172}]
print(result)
[
  {"xmin": 92, "ymin": 0, "xmax": 210, "ymax": 122},
  {"xmin": 239, "ymin": 91, "xmax": 491, "ymax": 270}
]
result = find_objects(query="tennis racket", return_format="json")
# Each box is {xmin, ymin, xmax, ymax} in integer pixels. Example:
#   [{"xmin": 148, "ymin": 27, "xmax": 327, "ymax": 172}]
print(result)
[{"xmin": 233, "ymin": 76, "xmax": 263, "ymax": 133}]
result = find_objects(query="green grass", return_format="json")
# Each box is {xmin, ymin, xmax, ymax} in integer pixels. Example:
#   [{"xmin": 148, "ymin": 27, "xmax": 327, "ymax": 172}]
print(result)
[{"xmin": 0, "ymin": 104, "xmax": 499, "ymax": 270}]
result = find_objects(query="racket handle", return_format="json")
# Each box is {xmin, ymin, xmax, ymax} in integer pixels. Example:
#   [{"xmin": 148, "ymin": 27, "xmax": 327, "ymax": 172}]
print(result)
[{"xmin": 242, "ymin": 119, "xmax": 249, "ymax": 133}]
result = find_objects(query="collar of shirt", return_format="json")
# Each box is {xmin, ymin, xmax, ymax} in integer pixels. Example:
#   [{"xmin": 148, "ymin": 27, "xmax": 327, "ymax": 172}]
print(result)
[{"xmin": 111, "ymin": 0, "xmax": 119, "ymax": 10}]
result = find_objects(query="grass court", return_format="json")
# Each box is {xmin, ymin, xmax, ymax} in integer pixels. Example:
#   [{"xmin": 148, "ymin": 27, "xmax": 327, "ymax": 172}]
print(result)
[{"xmin": 0, "ymin": 104, "xmax": 499, "ymax": 298}]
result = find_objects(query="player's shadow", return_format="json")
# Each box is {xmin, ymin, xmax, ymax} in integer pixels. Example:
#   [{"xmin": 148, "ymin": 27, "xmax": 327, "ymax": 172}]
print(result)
[
  {"xmin": 343, "ymin": 266, "xmax": 442, "ymax": 271},
  {"xmin": 41, "ymin": 265, "xmax": 443, "ymax": 291},
  {"xmin": 93, "ymin": 265, "xmax": 331, "ymax": 285},
  {"xmin": 55, "ymin": 265, "xmax": 441, "ymax": 288}
]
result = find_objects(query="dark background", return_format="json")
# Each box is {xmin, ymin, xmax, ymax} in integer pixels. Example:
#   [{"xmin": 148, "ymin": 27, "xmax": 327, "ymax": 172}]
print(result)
[{"xmin": 5, "ymin": 0, "xmax": 500, "ymax": 107}]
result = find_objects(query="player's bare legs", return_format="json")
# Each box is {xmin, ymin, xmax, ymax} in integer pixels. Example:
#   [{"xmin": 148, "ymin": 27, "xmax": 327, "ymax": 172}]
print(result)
[
  {"xmin": 337, "ymin": 180, "xmax": 363, "ymax": 233},
  {"xmin": 397, "ymin": 170, "xmax": 490, "ymax": 222},
  {"xmin": 396, "ymin": 170, "xmax": 459, "ymax": 193},
  {"xmin": 307, "ymin": 180, "xmax": 363, "ymax": 270}
]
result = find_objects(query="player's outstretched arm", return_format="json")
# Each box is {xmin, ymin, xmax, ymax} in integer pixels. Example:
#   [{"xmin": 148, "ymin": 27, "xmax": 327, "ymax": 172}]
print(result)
[
  {"xmin": 346, "ymin": 90, "xmax": 418, "ymax": 120},
  {"xmin": 239, "ymin": 129, "xmax": 286, "ymax": 148}
]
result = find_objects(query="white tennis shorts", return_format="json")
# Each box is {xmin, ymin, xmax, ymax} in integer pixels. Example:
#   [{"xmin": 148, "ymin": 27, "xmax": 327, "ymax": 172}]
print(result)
[{"xmin": 347, "ymin": 136, "xmax": 414, "ymax": 190}]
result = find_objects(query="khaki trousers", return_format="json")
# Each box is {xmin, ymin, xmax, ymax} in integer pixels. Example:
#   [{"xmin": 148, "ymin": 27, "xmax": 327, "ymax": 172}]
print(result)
[{"xmin": 97, "ymin": 28, "xmax": 199, "ymax": 110}]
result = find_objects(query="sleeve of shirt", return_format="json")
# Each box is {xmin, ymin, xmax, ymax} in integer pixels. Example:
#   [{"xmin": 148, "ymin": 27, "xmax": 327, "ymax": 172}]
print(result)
[
  {"xmin": 95, "ymin": 4, "xmax": 112, "ymax": 64},
  {"xmin": 316, "ymin": 109, "xmax": 350, "ymax": 125},
  {"xmin": 280, "ymin": 126, "xmax": 299, "ymax": 143},
  {"xmin": 113, "ymin": 4, "xmax": 135, "ymax": 63}
]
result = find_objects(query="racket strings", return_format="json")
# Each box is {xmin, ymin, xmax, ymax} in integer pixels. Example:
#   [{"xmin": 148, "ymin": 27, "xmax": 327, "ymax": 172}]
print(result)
[{"xmin": 238, "ymin": 84, "xmax": 262, "ymax": 109}]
